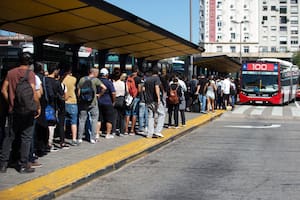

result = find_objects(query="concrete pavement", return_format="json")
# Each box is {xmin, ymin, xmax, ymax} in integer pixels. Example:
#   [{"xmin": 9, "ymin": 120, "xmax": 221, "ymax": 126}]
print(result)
[{"xmin": 0, "ymin": 110, "xmax": 225, "ymax": 200}]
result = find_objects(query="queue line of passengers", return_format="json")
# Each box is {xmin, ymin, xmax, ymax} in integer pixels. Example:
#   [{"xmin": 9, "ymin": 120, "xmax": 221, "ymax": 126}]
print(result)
[{"xmin": 0, "ymin": 52, "xmax": 237, "ymax": 174}]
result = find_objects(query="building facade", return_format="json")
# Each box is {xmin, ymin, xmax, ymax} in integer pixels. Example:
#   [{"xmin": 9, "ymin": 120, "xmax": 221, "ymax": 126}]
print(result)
[{"xmin": 200, "ymin": 0, "xmax": 300, "ymax": 61}]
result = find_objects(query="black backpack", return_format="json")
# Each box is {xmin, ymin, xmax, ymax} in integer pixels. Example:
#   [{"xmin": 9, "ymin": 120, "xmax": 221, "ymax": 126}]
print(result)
[
  {"xmin": 13, "ymin": 70, "xmax": 37, "ymax": 114},
  {"xmin": 79, "ymin": 77, "xmax": 95, "ymax": 104}
]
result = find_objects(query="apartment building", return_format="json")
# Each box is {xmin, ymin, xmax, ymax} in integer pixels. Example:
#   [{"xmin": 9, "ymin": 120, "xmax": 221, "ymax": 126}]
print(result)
[{"xmin": 200, "ymin": 0, "xmax": 300, "ymax": 61}]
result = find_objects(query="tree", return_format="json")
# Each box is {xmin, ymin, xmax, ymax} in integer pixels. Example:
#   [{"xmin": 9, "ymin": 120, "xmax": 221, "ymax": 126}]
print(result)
[{"xmin": 292, "ymin": 51, "xmax": 300, "ymax": 67}]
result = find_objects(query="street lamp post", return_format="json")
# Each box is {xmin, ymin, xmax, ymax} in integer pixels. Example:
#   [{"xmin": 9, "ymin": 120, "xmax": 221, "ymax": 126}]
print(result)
[
  {"xmin": 231, "ymin": 20, "xmax": 249, "ymax": 64},
  {"xmin": 189, "ymin": 0, "xmax": 193, "ymax": 80}
]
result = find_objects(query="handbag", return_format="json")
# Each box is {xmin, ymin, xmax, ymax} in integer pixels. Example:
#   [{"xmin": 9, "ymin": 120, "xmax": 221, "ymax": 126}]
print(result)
[
  {"xmin": 125, "ymin": 94, "xmax": 134, "ymax": 108},
  {"xmin": 43, "ymin": 77, "xmax": 57, "ymax": 122},
  {"xmin": 114, "ymin": 96, "xmax": 125, "ymax": 108}
]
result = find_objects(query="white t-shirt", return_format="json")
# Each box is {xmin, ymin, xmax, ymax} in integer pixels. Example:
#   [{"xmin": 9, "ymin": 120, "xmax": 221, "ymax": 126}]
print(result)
[
  {"xmin": 222, "ymin": 78, "xmax": 231, "ymax": 95},
  {"xmin": 113, "ymin": 80, "xmax": 126, "ymax": 97},
  {"xmin": 35, "ymin": 75, "xmax": 41, "ymax": 90}
]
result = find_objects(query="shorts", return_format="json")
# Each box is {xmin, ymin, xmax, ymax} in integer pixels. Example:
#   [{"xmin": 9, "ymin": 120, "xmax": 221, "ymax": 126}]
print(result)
[
  {"xmin": 125, "ymin": 98, "xmax": 139, "ymax": 116},
  {"xmin": 98, "ymin": 104, "xmax": 114, "ymax": 123},
  {"xmin": 65, "ymin": 104, "xmax": 78, "ymax": 125}
]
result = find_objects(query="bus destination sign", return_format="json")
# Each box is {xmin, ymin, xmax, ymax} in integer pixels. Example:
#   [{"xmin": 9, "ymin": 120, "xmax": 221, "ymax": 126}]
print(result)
[{"xmin": 243, "ymin": 63, "xmax": 278, "ymax": 71}]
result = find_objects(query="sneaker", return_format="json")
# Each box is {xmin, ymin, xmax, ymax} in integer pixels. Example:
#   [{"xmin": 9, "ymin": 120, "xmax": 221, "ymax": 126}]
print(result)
[
  {"xmin": 77, "ymin": 139, "xmax": 83, "ymax": 144},
  {"xmin": 50, "ymin": 146, "xmax": 59, "ymax": 152},
  {"xmin": 70, "ymin": 140, "xmax": 78, "ymax": 146},
  {"xmin": 174, "ymin": 126, "xmax": 180, "ymax": 129},
  {"xmin": 182, "ymin": 124, "xmax": 186, "ymax": 127},
  {"xmin": 105, "ymin": 134, "xmax": 114, "ymax": 139},
  {"xmin": 30, "ymin": 161, "xmax": 42, "ymax": 168},
  {"xmin": 95, "ymin": 134, "xmax": 100, "ymax": 140},
  {"xmin": 154, "ymin": 132, "xmax": 164, "ymax": 138},
  {"xmin": 124, "ymin": 132, "xmax": 129, "ymax": 135},
  {"xmin": 129, "ymin": 132, "xmax": 135, "ymax": 136},
  {"xmin": 18, "ymin": 165, "xmax": 35, "ymax": 173},
  {"xmin": 90, "ymin": 139, "xmax": 96, "ymax": 144},
  {"xmin": 60, "ymin": 144, "xmax": 70, "ymax": 149}
]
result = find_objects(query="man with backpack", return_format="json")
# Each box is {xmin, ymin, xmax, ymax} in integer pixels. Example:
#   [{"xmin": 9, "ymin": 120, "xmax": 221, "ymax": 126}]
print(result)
[
  {"xmin": 0, "ymin": 52, "xmax": 40, "ymax": 173},
  {"xmin": 124, "ymin": 67, "xmax": 141, "ymax": 135},
  {"xmin": 77, "ymin": 68, "xmax": 106, "ymax": 144},
  {"xmin": 167, "ymin": 78, "xmax": 181, "ymax": 128}
]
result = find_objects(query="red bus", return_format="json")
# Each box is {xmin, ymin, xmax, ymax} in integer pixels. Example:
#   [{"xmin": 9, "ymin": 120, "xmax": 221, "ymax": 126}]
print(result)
[{"xmin": 239, "ymin": 58, "xmax": 299, "ymax": 105}]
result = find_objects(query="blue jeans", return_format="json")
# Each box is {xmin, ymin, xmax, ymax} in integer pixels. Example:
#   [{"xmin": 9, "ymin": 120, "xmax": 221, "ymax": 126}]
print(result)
[
  {"xmin": 231, "ymin": 95, "xmax": 235, "ymax": 107},
  {"xmin": 198, "ymin": 94, "xmax": 207, "ymax": 112},
  {"xmin": 78, "ymin": 105, "xmax": 99, "ymax": 141},
  {"xmin": 139, "ymin": 102, "xmax": 148, "ymax": 131}
]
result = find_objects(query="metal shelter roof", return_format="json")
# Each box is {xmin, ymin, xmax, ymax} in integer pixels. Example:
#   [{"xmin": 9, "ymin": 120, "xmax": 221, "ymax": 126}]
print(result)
[
  {"xmin": 0, "ymin": 0, "xmax": 204, "ymax": 61},
  {"xmin": 194, "ymin": 55, "xmax": 241, "ymax": 73}
]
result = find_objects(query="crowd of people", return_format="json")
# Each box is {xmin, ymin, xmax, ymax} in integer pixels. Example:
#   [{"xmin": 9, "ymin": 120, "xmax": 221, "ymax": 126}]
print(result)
[{"xmin": 0, "ymin": 52, "xmax": 237, "ymax": 174}]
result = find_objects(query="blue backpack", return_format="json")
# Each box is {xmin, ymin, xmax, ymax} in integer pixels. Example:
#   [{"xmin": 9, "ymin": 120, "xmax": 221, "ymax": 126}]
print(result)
[{"xmin": 80, "ymin": 77, "xmax": 95, "ymax": 104}]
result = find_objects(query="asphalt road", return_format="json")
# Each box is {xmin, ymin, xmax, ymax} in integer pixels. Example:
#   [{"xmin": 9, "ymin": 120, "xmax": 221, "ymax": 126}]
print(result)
[{"xmin": 58, "ymin": 105, "xmax": 300, "ymax": 200}]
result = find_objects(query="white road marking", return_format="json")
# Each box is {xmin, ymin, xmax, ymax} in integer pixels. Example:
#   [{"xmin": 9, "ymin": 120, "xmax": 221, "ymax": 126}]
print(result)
[
  {"xmin": 291, "ymin": 109, "xmax": 300, "ymax": 117},
  {"xmin": 295, "ymin": 101, "xmax": 300, "ymax": 108},
  {"xmin": 250, "ymin": 106, "xmax": 266, "ymax": 115},
  {"xmin": 271, "ymin": 107, "xmax": 283, "ymax": 116},
  {"xmin": 232, "ymin": 105, "xmax": 251, "ymax": 114},
  {"xmin": 225, "ymin": 124, "xmax": 281, "ymax": 129}
]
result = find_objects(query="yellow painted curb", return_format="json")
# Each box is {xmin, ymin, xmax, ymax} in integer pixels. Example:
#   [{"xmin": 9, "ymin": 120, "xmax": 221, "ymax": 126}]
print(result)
[{"xmin": 0, "ymin": 110, "xmax": 225, "ymax": 200}]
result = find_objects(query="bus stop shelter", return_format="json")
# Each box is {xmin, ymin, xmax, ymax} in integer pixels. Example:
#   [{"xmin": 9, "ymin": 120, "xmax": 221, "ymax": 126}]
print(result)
[
  {"xmin": 0, "ymin": 0, "xmax": 204, "ymax": 69},
  {"xmin": 194, "ymin": 55, "xmax": 241, "ymax": 74}
]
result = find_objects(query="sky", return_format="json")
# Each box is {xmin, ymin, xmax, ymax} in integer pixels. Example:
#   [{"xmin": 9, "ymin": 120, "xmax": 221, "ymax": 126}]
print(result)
[{"xmin": 105, "ymin": 0, "xmax": 199, "ymax": 44}]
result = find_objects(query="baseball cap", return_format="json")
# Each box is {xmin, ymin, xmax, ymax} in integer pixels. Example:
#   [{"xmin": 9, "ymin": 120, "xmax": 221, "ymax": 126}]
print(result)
[{"xmin": 100, "ymin": 68, "xmax": 109, "ymax": 76}]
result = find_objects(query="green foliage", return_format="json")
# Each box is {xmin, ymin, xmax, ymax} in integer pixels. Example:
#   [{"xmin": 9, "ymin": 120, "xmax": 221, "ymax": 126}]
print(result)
[{"xmin": 292, "ymin": 51, "xmax": 300, "ymax": 67}]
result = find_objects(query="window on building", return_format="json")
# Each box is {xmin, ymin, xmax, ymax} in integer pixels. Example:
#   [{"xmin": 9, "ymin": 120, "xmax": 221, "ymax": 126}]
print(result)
[
  {"xmin": 263, "ymin": 6, "xmax": 268, "ymax": 11},
  {"xmin": 231, "ymin": 33, "xmax": 236, "ymax": 39},
  {"xmin": 217, "ymin": 21, "xmax": 222, "ymax": 27},
  {"xmin": 271, "ymin": 16, "xmax": 277, "ymax": 22},
  {"xmin": 271, "ymin": 6, "xmax": 277, "ymax": 11},
  {"xmin": 291, "ymin": 6, "xmax": 298, "ymax": 14},
  {"xmin": 217, "ymin": 34, "xmax": 222, "ymax": 39},
  {"xmin": 271, "ymin": 26, "xmax": 277, "ymax": 31},
  {"xmin": 291, "ymin": 0, "xmax": 298, "ymax": 4},
  {"xmin": 230, "ymin": 46, "xmax": 236, "ymax": 53},
  {"xmin": 290, "ymin": 16, "xmax": 298, "ymax": 24},
  {"xmin": 263, "ymin": 26, "xmax": 268, "ymax": 32},
  {"xmin": 291, "ymin": 26, "xmax": 298, "ymax": 34},
  {"xmin": 280, "ymin": 16, "xmax": 288, "ymax": 24},
  {"xmin": 261, "ymin": 47, "xmax": 268, "ymax": 52},
  {"xmin": 280, "ymin": 6, "xmax": 287, "ymax": 13},
  {"xmin": 291, "ymin": 38, "xmax": 298, "ymax": 45},
  {"xmin": 217, "ymin": 1, "xmax": 222, "ymax": 8},
  {"xmin": 216, "ymin": 46, "xmax": 223, "ymax": 52},
  {"xmin": 262, "ymin": 36, "xmax": 268, "ymax": 41},
  {"xmin": 279, "ymin": 36, "xmax": 287, "ymax": 44},
  {"xmin": 271, "ymin": 36, "xmax": 277, "ymax": 41},
  {"xmin": 271, "ymin": 47, "xmax": 276, "ymax": 52},
  {"xmin": 243, "ymin": 46, "xmax": 249, "ymax": 53},
  {"xmin": 280, "ymin": 26, "xmax": 287, "ymax": 31},
  {"xmin": 244, "ymin": 33, "xmax": 249, "ymax": 40},
  {"xmin": 279, "ymin": 47, "xmax": 287, "ymax": 52},
  {"xmin": 280, "ymin": 0, "xmax": 287, "ymax": 3},
  {"xmin": 263, "ymin": 16, "xmax": 268, "ymax": 20},
  {"xmin": 230, "ymin": 4, "xmax": 235, "ymax": 9}
]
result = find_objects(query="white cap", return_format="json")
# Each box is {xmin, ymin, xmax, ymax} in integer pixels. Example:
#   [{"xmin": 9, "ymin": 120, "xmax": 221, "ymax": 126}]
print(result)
[{"xmin": 100, "ymin": 68, "xmax": 109, "ymax": 76}]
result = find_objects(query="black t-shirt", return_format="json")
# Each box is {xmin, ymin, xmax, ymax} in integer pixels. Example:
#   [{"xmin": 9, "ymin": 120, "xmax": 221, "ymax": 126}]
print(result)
[
  {"xmin": 144, "ymin": 75, "xmax": 161, "ymax": 104},
  {"xmin": 44, "ymin": 77, "xmax": 64, "ymax": 110},
  {"xmin": 197, "ymin": 78, "xmax": 208, "ymax": 95}
]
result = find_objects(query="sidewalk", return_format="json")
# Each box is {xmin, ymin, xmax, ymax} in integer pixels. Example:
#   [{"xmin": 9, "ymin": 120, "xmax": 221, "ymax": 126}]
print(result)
[{"xmin": 0, "ymin": 110, "xmax": 225, "ymax": 200}]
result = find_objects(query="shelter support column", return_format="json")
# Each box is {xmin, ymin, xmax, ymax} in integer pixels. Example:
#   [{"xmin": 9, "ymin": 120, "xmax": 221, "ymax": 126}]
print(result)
[
  {"xmin": 137, "ymin": 57, "xmax": 145, "ymax": 72},
  {"xmin": 33, "ymin": 36, "xmax": 46, "ymax": 61},
  {"xmin": 70, "ymin": 44, "xmax": 81, "ymax": 74},
  {"xmin": 98, "ymin": 49, "xmax": 108, "ymax": 69},
  {"xmin": 119, "ymin": 54, "xmax": 129, "ymax": 73}
]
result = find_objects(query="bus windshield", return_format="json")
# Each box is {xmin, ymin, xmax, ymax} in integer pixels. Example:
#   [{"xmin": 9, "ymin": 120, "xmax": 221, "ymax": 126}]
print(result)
[{"xmin": 241, "ymin": 71, "xmax": 279, "ymax": 93}]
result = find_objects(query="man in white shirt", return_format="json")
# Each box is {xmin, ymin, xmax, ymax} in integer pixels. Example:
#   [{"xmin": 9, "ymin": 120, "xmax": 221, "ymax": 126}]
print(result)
[{"xmin": 222, "ymin": 76, "xmax": 231, "ymax": 109}]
